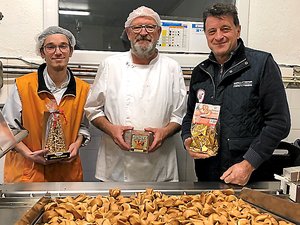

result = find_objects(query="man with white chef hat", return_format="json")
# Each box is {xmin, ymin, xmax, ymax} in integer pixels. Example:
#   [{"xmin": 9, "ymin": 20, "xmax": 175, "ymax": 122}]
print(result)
[{"xmin": 85, "ymin": 6, "xmax": 187, "ymax": 182}]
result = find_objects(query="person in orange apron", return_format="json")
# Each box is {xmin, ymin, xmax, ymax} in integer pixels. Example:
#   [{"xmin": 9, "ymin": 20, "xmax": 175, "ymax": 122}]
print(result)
[{"xmin": 2, "ymin": 26, "xmax": 90, "ymax": 182}]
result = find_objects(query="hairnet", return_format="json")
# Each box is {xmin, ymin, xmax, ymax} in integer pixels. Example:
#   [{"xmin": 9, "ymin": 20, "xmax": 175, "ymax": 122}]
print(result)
[
  {"xmin": 36, "ymin": 26, "xmax": 76, "ymax": 55},
  {"xmin": 125, "ymin": 6, "xmax": 161, "ymax": 28}
]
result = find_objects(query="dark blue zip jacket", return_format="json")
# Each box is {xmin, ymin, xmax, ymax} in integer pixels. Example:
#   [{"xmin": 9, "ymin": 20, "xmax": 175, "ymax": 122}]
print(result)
[{"xmin": 182, "ymin": 39, "xmax": 291, "ymax": 181}]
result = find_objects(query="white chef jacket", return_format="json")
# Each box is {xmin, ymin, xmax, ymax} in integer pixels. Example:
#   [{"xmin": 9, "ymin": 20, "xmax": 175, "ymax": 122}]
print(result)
[{"xmin": 85, "ymin": 51, "xmax": 187, "ymax": 182}]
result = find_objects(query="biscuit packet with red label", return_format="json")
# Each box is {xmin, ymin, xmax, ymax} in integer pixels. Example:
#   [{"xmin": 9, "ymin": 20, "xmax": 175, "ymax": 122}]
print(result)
[{"xmin": 190, "ymin": 103, "xmax": 220, "ymax": 156}]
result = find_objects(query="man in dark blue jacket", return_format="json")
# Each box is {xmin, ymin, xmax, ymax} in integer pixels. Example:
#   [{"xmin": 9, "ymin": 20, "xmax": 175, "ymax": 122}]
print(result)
[{"xmin": 181, "ymin": 3, "xmax": 291, "ymax": 186}]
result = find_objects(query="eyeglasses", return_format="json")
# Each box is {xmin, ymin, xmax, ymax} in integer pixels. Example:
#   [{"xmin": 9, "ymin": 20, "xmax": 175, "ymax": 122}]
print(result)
[
  {"xmin": 129, "ymin": 24, "xmax": 158, "ymax": 33},
  {"xmin": 43, "ymin": 44, "xmax": 70, "ymax": 54}
]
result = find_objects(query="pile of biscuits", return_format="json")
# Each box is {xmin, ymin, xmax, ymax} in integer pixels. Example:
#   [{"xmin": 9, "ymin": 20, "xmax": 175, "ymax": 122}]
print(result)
[{"xmin": 41, "ymin": 188, "xmax": 293, "ymax": 225}]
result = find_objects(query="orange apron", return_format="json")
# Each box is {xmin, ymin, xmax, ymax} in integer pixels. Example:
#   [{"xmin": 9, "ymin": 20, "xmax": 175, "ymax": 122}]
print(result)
[{"xmin": 4, "ymin": 72, "xmax": 90, "ymax": 182}]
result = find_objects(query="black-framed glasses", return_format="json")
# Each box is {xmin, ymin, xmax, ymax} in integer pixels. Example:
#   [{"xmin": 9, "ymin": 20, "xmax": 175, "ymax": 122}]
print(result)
[
  {"xmin": 43, "ymin": 44, "xmax": 70, "ymax": 54},
  {"xmin": 129, "ymin": 24, "xmax": 158, "ymax": 33}
]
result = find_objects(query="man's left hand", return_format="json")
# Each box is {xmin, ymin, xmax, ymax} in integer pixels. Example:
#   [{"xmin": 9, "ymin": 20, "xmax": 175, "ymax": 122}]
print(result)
[
  {"xmin": 62, "ymin": 141, "xmax": 81, "ymax": 163},
  {"xmin": 144, "ymin": 127, "xmax": 166, "ymax": 152},
  {"xmin": 220, "ymin": 160, "xmax": 255, "ymax": 186}
]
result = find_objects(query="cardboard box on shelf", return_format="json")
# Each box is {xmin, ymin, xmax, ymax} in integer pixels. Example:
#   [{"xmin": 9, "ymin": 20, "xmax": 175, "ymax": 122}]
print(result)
[{"xmin": 283, "ymin": 166, "xmax": 300, "ymax": 182}]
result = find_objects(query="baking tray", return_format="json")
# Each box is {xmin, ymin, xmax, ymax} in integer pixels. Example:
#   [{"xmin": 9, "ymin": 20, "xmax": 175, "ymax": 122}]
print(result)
[
  {"xmin": 15, "ymin": 188, "xmax": 297, "ymax": 225},
  {"xmin": 15, "ymin": 196, "xmax": 51, "ymax": 225},
  {"xmin": 239, "ymin": 188, "xmax": 300, "ymax": 224}
]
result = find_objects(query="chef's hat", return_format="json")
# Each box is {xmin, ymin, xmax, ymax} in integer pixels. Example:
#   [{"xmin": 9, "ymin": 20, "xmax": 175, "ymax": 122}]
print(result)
[
  {"xmin": 36, "ymin": 26, "xmax": 76, "ymax": 55},
  {"xmin": 125, "ymin": 6, "xmax": 161, "ymax": 28}
]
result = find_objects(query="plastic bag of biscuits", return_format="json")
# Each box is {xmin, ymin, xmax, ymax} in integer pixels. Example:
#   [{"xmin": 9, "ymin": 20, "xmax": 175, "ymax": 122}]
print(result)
[
  {"xmin": 42, "ymin": 100, "xmax": 70, "ymax": 160},
  {"xmin": 190, "ymin": 103, "xmax": 220, "ymax": 156}
]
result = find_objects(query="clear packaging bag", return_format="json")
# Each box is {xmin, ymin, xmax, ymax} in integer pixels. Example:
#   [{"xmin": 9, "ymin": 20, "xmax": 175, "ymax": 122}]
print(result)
[
  {"xmin": 190, "ymin": 103, "xmax": 220, "ymax": 156},
  {"xmin": 43, "ymin": 100, "xmax": 69, "ymax": 160}
]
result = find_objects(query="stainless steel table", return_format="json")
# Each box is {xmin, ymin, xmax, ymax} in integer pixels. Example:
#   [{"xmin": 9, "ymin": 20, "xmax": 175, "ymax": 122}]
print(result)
[{"xmin": 0, "ymin": 181, "xmax": 281, "ymax": 225}]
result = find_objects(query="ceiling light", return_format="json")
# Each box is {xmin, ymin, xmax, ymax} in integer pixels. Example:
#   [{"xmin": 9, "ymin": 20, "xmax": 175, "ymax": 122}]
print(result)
[{"xmin": 59, "ymin": 10, "xmax": 90, "ymax": 16}]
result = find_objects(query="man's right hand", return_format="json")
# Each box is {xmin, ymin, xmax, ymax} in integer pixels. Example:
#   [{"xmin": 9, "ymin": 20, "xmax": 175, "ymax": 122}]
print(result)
[
  {"xmin": 184, "ymin": 137, "xmax": 210, "ymax": 159},
  {"xmin": 14, "ymin": 142, "xmax": 61, "ymax": 165},
  {"xmin": 91, "ymin": 116, "xmax": 133, "ymax": 151},
  {"xmin": 109, "ymin": 125, "xmax": 133, "ymax": 150},
  {"xmin": 27, "ymin": 149, "xmax": 52, "ymax": 165},
  {"xmin": 28, "ymin": 149, "xmax": 65, "ymax": 165}
]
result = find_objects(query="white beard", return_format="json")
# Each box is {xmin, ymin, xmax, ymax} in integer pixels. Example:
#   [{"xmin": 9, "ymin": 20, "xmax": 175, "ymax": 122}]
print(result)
[{"xmin": 131, "ymin": 39, "xmax": 157, "ymax": 59}]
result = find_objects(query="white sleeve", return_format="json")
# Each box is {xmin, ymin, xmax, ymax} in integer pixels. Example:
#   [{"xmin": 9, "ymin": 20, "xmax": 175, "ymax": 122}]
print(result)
[
  {"xmin": 78, "ymin": 113, "xmax": 91, "ymax": 146},
  {"xmin": 170, "ymin": 63, "xmax": 187, "ymax": 125},
  {"xmin": 84, "ymin": 61, "xmax": 107, "ymax": 122},
  {"xmin": 2, "ymin": 83, "xmax": 22, "ymax": 130}
]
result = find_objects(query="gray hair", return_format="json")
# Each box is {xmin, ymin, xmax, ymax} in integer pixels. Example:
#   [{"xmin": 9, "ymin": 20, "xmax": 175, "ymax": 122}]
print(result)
[{"xmin": 36, "ymin": 26, "xmax": 76, "ymax": 55}]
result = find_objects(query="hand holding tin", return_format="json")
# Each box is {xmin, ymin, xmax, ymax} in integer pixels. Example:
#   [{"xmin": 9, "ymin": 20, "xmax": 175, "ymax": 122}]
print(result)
[
  {"xmin": 144, "ymin": 127, "xmax": 164, "ymax": 152},
  {"xmin": 109, "ymin": 124, "xmax": 133, "ymax": 150}
]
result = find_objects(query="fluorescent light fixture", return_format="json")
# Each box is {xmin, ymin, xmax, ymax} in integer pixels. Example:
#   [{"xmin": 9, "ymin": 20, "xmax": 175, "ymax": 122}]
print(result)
[{"xmin": 59, "ymin": 10, "xmax": 90, "ymax": 16}]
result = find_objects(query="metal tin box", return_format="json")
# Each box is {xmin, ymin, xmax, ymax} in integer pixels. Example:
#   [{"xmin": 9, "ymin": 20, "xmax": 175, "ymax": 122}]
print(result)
[{"xmin": 123, "ymin": 130, "xmax": 154, "ymax": 153}]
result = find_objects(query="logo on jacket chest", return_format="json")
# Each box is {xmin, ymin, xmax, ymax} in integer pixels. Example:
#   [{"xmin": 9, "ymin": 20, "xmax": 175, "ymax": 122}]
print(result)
[
  {"xmin": 197, "ymin": 89, "xmax": 205, "ymax": 103},
  {"xmin": 233, "ymin": 80, "xmax": 253, "ymax": 88}
]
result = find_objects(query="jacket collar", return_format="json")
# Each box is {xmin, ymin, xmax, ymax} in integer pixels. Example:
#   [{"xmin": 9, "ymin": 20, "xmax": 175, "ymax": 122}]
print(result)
[
  {"xmin": 37, "ymin": 63, "xmax": 76, "ymax": 97},
  {"xmin": 199, "ymin": 39, "xmax": 248, "ymax": 72},
  {"xmin": 208, "ymin": 39, "xmax": 246, "ymax": 65}
]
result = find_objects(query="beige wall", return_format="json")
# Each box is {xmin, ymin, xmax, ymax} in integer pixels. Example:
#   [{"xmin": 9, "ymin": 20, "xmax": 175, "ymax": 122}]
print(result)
[
  {"xmin": 0, "ymin": 0, "xmax": 43, "ymax": 59},
  {"xmin": 245, "ymin": 0, "xmax": 300, "ymax": 143},
  {"xmin": 247, "ymin": 0, "xmax": 300, "ymax": 65}
]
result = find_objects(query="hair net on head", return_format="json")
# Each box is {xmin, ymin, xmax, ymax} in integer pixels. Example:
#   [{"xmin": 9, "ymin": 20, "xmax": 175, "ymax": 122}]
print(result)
[
  {"xmin": 125, "ymin": 6, "xmax": 161, "ymax": 28},
  {"xmin": 35, "ymin": 26, "xmax": 76, "ymax": 55}
]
